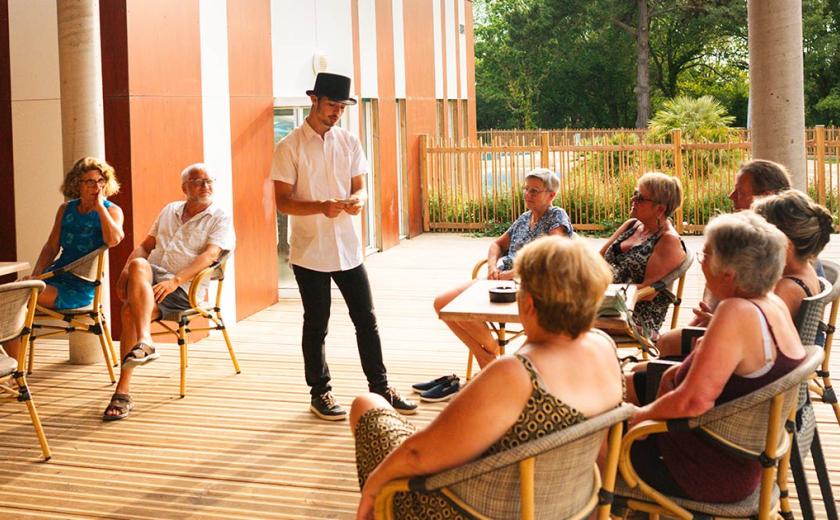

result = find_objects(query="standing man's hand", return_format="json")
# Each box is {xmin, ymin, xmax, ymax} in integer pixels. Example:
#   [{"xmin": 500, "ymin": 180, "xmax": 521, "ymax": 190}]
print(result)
[
  {"xmin": 344, "ymin": 196, "xmax": 364, "ymax": 215},
  {"xmin": 321, "ymin": 200, "xmax": 346, "ymax": 218}
]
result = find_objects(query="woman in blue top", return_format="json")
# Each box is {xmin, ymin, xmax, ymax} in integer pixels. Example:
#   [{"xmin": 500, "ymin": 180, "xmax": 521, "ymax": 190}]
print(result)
[
  {"xmin": 3, "ymin": 157, "xmax": 124, "ymax": 362},
  {"xmin": 433, "ymin": 168, "xmax": 574, "ymax": 370}
]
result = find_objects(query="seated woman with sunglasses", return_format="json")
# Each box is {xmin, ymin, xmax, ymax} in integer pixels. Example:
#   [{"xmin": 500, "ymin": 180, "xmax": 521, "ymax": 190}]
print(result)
[
  {"xmin": 2, "ymin": 157, "xmax": 124, "ymax": 362},
  {"xmin": 433, "ymin": 168, "xmax": 574, "ymax": 369},
  {"xmin": 599, "ymin": 172, "xmax": 685, "ymax": 339}
]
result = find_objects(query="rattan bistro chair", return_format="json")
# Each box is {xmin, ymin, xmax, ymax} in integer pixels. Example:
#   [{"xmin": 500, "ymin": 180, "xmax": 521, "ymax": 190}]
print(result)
[
  {"xmin": 788, "ymin": 277, "xmax": 838, "ymax": 520},
  {"xmin": 28, "ymin": 246, "xmax": 119, "ymax": 383},
  {"xmin": 374, "ymin": 403, "xmax": 634, "ymax": 520},
  {"xmin": 615, "ymin": 345, "xmax": 824, "ymax": 520},
  {"xmin": 464, "ymin": 259, "xmax": 526, "ymax": 381},
  {"xmin": 809, "ymin": 259, "xmax": 840, "ymax": 426},
  {"xmin": 0, "ymin": 280, "xmax": 51, "ymax": 460},
  {"xmin": 151, "ymin": 251, "xmax": 240, "ymax": 398}
]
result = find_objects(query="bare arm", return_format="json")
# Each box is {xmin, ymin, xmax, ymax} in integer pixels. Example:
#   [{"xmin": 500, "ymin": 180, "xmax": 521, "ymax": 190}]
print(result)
[
  {"xmin": 774, "ymin": 279, "xmax": 804, "ymax": 319},
  {"xmin": 96, "ymin": 198, "xmax": 125, "ymax": 247},
  {"xmin": 273, "ymin": 180, "xmax": 345, "ymax": 218},
  {"xmin": 634, "ymin": 301, "xmax": 745, "ymax": 423},
  {"xmin": 636, "ymin": 233, "xmax": 685, "ymax": 301},
  {"xmin": 599, "ymin": 219, "xmax": 635, "ymax": 257},
  {"xmin": 357, "ymin": 358, "xmax": 531, "ymax": 518},
  {"xmin": 151, "ymin": 244, "xmax": 223, "ymax": 303},
  {"xmin": 343, "ymin": 175, "xmax": 367, "ymax": 215},
  {"xmin": 30, "ymin": 204, "xmax": 66, "ymax": 276},
  {"xmin": 486, "ymin": 232, "xmax": 511, "ymax": 280}
]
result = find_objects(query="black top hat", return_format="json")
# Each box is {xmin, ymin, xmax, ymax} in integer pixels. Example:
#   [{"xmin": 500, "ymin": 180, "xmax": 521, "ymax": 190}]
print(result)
[{"xmin": 306, "ymin": 72, "xmax": 357, "ymax": 105}]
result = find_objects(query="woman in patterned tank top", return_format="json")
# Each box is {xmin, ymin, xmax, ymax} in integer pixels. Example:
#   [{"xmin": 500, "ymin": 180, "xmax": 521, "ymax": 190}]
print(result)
[
  {"xmin": 2, "ymin": 157, "xmax": 124, "ymax": 363},
  {"xmin": 351, "ymin": 237, "xmax": 624, "ymax": 519},
  {"xmin": 600, "ymin": 172, "xmax": 686, "ymax": 340}
]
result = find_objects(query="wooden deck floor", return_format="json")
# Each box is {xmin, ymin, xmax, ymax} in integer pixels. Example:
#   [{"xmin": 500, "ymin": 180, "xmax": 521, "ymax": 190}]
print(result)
[{"xmin": 1, "ymin": 233, "xmax": 838, "ymax": 519}]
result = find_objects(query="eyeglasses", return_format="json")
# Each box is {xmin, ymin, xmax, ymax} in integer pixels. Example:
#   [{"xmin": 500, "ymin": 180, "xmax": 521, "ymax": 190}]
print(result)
[
  {"xmin": 523, "ymin": 187, "xmax": 547, "ymax": 197},
  {"xmin": 697, "ymin": 250, "xmax": 712, "ymax": 264},
  {"xmin": 188, "ymin": 178, "xmax": 215, "ymax": 187},
  {"xmin": 631, "ymin": 190, "xmax": 658, "ymax": 204},
  {"xmin": 80, "ymin": 178, "xmax": 107, "ymax": 187}
]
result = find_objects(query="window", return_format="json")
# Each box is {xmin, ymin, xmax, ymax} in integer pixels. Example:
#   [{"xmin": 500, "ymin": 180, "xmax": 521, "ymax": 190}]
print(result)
[
  {"xmin": 396, "ymin": 99, "xmax": 409, "ymax": 238},
  {"xmin": 360, "ymin": 99, "xmax": 381, "ymax": 251}
]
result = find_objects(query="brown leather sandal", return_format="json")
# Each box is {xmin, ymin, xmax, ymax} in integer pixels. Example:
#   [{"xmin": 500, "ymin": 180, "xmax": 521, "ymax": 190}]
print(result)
[{"xmin": 102, "ymin": 393, "xmax": 134, "ymax": 421}]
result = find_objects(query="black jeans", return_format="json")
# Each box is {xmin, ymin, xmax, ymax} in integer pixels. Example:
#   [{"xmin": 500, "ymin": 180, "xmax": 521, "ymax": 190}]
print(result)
[{"xmin": 292, "ymin": 263, "xmax": 388, "ymax": 397}]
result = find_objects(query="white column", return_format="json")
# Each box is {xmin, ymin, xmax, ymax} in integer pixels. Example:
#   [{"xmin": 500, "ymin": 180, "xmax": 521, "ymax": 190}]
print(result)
[
  {"xmin": 747, "ymin": 0, "xmax": 807, "ymax": 190},
  {"xmin": 57, "ymin": 0, "xmax": 107, "ymax": 364},
  {"xmin": 199, "ymin": 0, "xmax": 237, "ymax": 323}
]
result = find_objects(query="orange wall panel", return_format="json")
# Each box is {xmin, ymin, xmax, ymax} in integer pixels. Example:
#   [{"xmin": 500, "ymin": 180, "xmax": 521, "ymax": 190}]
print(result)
[
  {"xmin": 128, "ymin": 97, "xmax": 204, "ymax": 237},
  {"xmin": 227, "ymin": 0, "xmax": 277, "ymax": 319},
  {"xmin": 375, "ymin": 0, "xmax": 398, "ymax": 249},
  {"xmin": 402, "ymin": 0, "xmax": 436, "ymax": 237},
  {"xmin": 101, "ymin": 0, "xmax": 204, "ymax": 336}
]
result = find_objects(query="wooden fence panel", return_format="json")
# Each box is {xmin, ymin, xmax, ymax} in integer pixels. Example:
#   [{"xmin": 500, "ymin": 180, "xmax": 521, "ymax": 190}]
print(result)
[{"xmin": 429, "ymin": 128, "xmax": 836, "ymax": 234}]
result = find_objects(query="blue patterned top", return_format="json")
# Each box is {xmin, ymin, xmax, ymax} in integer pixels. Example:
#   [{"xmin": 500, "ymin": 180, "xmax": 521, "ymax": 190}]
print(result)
[
  {"xmin": 499, "ymin": 206, "xmax": 574, "ymax": 271},
  {"xmin": 45, "ymin": 199, "xmax": 116, "ymax": 309}
]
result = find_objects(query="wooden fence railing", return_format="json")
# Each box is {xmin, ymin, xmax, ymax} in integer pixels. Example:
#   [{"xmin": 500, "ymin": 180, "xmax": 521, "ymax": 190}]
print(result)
[{"xmin": 423, "ymin": 126, "xmax": 839, "ymax": 234}]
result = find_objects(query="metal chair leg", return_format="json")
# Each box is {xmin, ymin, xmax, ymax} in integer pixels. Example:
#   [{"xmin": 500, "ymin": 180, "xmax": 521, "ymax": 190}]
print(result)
[
  {"xmin": 809, "ymin": 428, "xmax": 838, "ymax": 520},
  {"xmin": 14, "ymin": 372, "xmax": 51, "ymax": 461},
  {"xmin": 178, "ymin": 321, "xmax": 188, "ymax": 398},
  {"xmin": 220, "ymin": 321, "xmax": 240, "ymax": 374},
  {"xmin": 790, "ymin": 430, "xmax": 815, "ymax": 520},
  {"xmin": 95, "ymin": 316, "xmax": 116, "ymax": 384},
  {"xmin": 100, "ymin": 310, "xmax": 119, "ymax": 368}
]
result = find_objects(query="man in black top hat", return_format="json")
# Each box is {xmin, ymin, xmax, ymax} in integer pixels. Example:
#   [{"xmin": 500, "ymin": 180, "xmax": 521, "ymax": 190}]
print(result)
[{"xmin": 271, "ymin": 72, "xmax": 417, "ymax": 421}]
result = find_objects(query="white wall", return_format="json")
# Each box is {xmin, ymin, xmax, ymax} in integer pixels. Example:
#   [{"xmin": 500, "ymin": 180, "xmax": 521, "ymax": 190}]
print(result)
[
  {"xmin": 357, "ymin": 0, "xmax": 378, "ymax": 99},
  {"xmin": 444, "ymin": 0, "xmax": 458, "ymax": 100},
  {"xmin": 432, "ymin": 0, "xmax": 443, "ymax": 99},
  {"xmin": 458, "ymin": 0, "xmax": 468, "ymax": 99},
  {"xmin": 392, "ymin": 0, "xmax": 406, "ymax": 99},
  {"xmin": 9, "ymin": 0, "xmax": 64, "ymax": 267},
  {"xmin": 199, "ymin": 0, "xmax": 237, "ymax": 322},
  {"xmin": 271, "ymin": 0, "xmax": 355, "ymax": 105}
]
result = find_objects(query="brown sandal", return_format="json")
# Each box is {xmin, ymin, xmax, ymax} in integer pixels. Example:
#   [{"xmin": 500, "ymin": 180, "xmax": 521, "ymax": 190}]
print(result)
[
  {"xmin": 102, "ymin": 393, "xmax": 134, "ymax": 421},
  {"xmin": 121, "ymin": 342, "xmax": 159, "ymax": 368}
]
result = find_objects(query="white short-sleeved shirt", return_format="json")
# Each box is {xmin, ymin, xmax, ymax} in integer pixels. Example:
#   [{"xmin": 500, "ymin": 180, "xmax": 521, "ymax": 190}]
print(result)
[
  {"xmin": 147, "ymin": 201, "xmax": 236, "ymax": 294},
  {"xmin": 271, "ymin": 121, "xmax": 369, "ymax": 272}
]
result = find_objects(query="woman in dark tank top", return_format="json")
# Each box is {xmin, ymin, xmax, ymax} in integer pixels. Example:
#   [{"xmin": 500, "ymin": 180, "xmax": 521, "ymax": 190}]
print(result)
[
  {"xmin": 627, "ymin": 212, "xmax": 805, "ymax": 503},
  {"xmin": 753, "ymin": 189, "xmax": 832, "ymax": 319}
]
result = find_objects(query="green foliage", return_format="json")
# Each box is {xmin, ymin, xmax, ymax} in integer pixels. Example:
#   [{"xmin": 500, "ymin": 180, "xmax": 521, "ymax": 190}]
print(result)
[
  {"xmin": 472, "ymin": 0, "xmax": 840, "ymax": 128},
  {"xmin": 648, "ymin": 95, "xmax": 736, "ymax": 142}
]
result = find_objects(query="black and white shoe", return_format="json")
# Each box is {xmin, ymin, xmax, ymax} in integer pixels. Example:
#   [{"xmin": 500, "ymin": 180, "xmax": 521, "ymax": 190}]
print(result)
[
  {"xmin": 373, "ymin": 387, "xmax": 418, "ymax": 415},
  {"xmin": 310, "ymin": 391, "xmax": 347, "ymax": 421}
]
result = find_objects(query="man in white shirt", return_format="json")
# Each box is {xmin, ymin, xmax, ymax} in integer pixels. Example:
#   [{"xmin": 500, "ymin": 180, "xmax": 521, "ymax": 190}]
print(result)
[
  {"xmin": 272, "ymin": 72, "xmax": 416, "ymax": 421},
  {"xmin": 102, "ymin": 163, "xmax": 235, "ymax": 420}
]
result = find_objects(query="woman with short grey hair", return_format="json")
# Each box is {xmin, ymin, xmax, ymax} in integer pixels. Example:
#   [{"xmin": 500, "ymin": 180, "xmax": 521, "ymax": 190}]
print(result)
[{"xmin": 626, "ymin": 211, "xmax": 804, "ymax": 503}]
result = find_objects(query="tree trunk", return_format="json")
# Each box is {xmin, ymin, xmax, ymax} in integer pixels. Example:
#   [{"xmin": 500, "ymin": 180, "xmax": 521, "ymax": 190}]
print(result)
[{"xmin": 634, "ymin": 0, "xmax": 651, "ymax": 128}]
